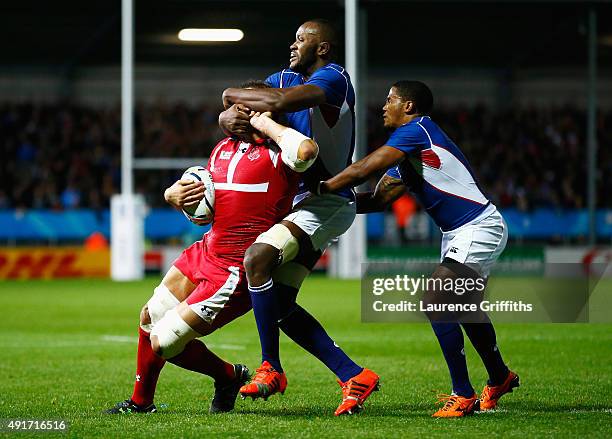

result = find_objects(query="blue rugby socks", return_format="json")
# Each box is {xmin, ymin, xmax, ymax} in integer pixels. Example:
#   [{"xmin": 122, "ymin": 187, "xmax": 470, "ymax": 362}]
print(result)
[
  {"xmin": 277, "ymin": 285, "xmax": 362, "ymax": 382},
  {"xmin": 249, "ymin": 280, "xmax": 364, "ymax": 382},
  {"xmin": 249, "ymin": 278, "xmax": 283, "ymax": 372},
  {"xmin": 431, "ymin": 322, "xmax": 474, "ymax": 397},
  {"xmin": 462, "ymin": 321, "xmax": 509, "ymax": 386}
]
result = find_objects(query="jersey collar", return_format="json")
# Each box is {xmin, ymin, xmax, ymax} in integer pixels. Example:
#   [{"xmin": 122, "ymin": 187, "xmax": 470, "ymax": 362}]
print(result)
[{"xmin": 398, "ymin": 115, "xmax": 430, "ymax": 129}]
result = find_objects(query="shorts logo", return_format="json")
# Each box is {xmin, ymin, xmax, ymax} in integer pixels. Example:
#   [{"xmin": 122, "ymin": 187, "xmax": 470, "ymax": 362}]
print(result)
[
  {"xmin": 449, "ymin": 246, "xmax": 458, "ymax": 254},
  {"xmin": 248, "ymin": 148, "xmax": 260, "ymax": 161},
  {"xmin": 220, "ymin": 151, "xmax": 232, "ymax": 160}
]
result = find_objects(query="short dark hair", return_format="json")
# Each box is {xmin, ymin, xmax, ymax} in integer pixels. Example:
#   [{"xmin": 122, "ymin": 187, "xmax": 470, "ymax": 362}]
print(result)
[
  {"xmin": 239, "ymin": 79, "xmax": 271, "ymax": 89},
  {"xmin": 392, "ymin": 80, "xmax": 434, "ymax": 114},
  {"xmin": 305, "ymin": 18, "xmax": 338, "ymax": 59}
]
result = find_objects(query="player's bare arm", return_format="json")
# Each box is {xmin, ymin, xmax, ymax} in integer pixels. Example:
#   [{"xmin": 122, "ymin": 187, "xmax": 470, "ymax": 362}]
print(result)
[
  {"xmin": 223, "ymin": 84, "xmax": 326, "ymax": 113},
  {"xmin": 319, "ymin": 146, "xmax": 405, "ymax": 195},
  {"xmin": 356, "ymin": 174, "xmax": 406, "ymax": 214},
  {"xmin": 164, "ymin": 180, "xmax": 204, "ymax": 210},
  {"xmin": 249, "ymin": 111, "xmax": 318, "ymax": 170}
]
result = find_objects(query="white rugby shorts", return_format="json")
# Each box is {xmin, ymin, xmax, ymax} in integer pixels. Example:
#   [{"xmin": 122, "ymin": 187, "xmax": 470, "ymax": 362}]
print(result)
[
  {"xmin": 441, "ymin": 204, "xmax": 508, "ymax": 278},
  {"xmin": 284, "ymin": 192, "xmax": 356, "ymax": 251}
]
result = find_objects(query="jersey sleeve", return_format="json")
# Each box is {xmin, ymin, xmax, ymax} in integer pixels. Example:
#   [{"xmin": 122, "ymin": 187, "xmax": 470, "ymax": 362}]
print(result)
[
  {"xmin": 265, "ymin": 71, "xmax": 282, "ymax": 88},
  {"xmin": 305, "ymin": 67, "xmax": 347, "ymax": 108},
  {"xmin": 385, "ymin": 123, "xmax": 428, "ymax": 155},
  {"xmin": 385, "ymin": 165, "xmax": 402, "ymax": 180}
]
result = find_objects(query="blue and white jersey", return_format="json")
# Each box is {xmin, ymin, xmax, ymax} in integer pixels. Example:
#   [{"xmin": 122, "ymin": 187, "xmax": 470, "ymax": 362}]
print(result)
[
  {"xmin": 265, "ymin": 69, "xmax": 310, "ymax": 136},
  {"xmin": 266, "ymin": 63, "xmax": 355, "ymax": 198},
  {"xmin": 385, "ymin": 116, "xmax": 491, "ymax": 232}
]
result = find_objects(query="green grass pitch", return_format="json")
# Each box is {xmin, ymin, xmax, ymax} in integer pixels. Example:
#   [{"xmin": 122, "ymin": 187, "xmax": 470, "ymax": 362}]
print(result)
[{"xmin": 1, "ymin": 276, "xmax": 611, "ymax": 438}]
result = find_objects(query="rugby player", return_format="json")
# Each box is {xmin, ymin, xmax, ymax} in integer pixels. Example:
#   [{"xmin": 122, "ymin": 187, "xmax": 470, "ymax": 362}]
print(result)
[
  {"xmin": 220, "ymin": 19, "xmax": 380, "ymax": 415},
  {"xmin": 318, "ymin": 81, "xmax": 519, "ymax": 417},
  {"xmin": 106, "ymin": 81, "xmax": 321, "ymax": 415}
]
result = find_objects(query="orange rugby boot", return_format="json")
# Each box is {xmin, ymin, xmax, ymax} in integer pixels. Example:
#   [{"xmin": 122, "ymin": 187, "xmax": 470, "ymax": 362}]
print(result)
[
  {"xmin": 479, "ymin": 370, "xmax": 520, "ymax": 411},
  {"xmin": 334, "ymin": 368, "xmax": 380, "ymax": 416},
  {"xmin": 432, "ymin": 393, "xmax": 479, "ymax": 418},
  {"xmin": 239, "ymin": 361, "xmax": 287, "ymax": 400}
]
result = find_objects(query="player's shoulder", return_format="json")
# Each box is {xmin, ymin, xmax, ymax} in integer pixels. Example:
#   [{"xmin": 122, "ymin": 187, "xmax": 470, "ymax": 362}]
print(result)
[
  {"xmin": 311, "ymin": 63, "xmax": 349, "ymax": 80},
  {"xmin": 322, "ymin": 63, "xmax": 347, "ymax": 74},
  {"xmin": 412, "ymin": 116, "xmax": 448, "ymax": 140},
  {"xmin": 211, "ymin": 137, "xmax": 240, "ymax": 160},
  {"xmin": 414, "ymin": 115, "xmax": 439, "ymax": 130},
  {"xmin": 212, "ymin": 136, "xmax": 235, "ymax": 152},
  {"xmin": 386, "ymin": 119, "xmax": 430, "ymax": 147},
  {"xmin": 394, "ymin": 119, "xmax": 425, "ymax": 136},
  {"xmin": 306, "ymin": 64, "xmax": 352, "ymax": 104},
  {"xmin": 266, "ymin": 69, "xmax": 304, "ymax": 88}
]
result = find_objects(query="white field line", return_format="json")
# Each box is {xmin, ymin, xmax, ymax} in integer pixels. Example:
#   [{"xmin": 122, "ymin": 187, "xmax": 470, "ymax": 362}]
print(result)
[
  {"xmin": 101, "ymin": 335, "xmax": 246, "ymax": 350},
  {"xmin": 568, "ymin": 408, "xmax": 612, "ymax": 414},
  {"xmin": 101, "ymin": 335, "xmax": 138, "ymax": 343},
  {"xmin": 0, "ymin": 335, "xmax": 245, "ymax": 350},
  {"xmin": 476, "ymin": 408, "xmax": 612, "ymax": 415}
]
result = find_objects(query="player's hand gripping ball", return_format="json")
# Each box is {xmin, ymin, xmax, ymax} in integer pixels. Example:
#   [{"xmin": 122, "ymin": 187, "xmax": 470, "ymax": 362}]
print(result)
[{"xmin": 181, "ymin": 166, "xmax": 215, "ymax": 225}]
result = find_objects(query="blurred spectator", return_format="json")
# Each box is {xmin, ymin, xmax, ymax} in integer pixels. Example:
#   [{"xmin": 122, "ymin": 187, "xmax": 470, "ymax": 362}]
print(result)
[
  {"xmin": 1, "ymin": 101, "xmax": 610, "ymax": 210},
  {"xmin": 60, "ymin": 183, "xmax": 81, "ymax": 209},
  {"xmin": 391, "ymin": 194, "xmax": 418, "ymax": 244}
]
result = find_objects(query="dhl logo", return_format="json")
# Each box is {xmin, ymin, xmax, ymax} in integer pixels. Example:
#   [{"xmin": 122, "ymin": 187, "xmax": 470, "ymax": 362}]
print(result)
[{"xmin": 0, "ymin": 248, "xmax": 109, "ymax": 279}]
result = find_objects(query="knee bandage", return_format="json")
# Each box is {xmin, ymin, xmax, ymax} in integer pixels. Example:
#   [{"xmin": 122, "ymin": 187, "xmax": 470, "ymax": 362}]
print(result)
[
  {"xmin": 255, "ymin": 224, "xmax": 300, "ymax": 264},
  {"xmin": 272, "ymin": 262, "xmax": 311, "ymax": 290},
  {"xmin": 278, "ymin": 128, "xmax": 317, "ymax": 172},
  {"xmin": 150, "ymin": 309, "xmax": 199, "ymax": 359},
  {"xmin": 142, "ymin": 284, "xmax": 180, "ymax": 331}
]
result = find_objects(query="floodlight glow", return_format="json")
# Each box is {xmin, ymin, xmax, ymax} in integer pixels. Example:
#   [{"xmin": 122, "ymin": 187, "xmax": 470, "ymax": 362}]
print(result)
[{"xmin": 178, "ymin": 28, "xmax": 244, "ymax": 42}]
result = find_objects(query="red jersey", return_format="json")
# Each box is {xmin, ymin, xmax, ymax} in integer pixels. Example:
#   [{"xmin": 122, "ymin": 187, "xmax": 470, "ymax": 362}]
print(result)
[{"xmin": 203, "ymin": 137, "xmax": 299, "ymax": 265}]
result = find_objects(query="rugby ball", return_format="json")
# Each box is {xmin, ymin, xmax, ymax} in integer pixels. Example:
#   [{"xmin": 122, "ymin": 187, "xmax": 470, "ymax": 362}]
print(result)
[{"xmin": 181, "ymin": 166, "xmax": 215, "ymax": 225}]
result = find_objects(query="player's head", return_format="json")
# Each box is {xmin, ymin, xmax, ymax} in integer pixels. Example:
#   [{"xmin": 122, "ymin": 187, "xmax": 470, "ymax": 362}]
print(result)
[
  {"xmin": 232, "ymin": 80, "xmax": 274, "ymax": 142},
  {"xmin": 383, "ymin": 81, "xmax": 434, "ymax": 128},
  {"xmin": 236, "ymin": 79, "xmax": 272, "ymax": 122},
  {"xmin": 237, "ymin": 80, "xmax": 287, "ymax": 141},
  {"xmin": 239, "ymin": 79, "xmax": 271, "ymax": 90},
  {"xmin": 290, "ymin": 19, "xmax": 338, "ymax": 73}
]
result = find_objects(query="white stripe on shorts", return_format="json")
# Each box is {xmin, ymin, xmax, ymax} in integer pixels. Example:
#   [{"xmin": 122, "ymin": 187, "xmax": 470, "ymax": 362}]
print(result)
[{"xmin": 189, "ymin": 266, "xmax": 240, "ymax": 324}]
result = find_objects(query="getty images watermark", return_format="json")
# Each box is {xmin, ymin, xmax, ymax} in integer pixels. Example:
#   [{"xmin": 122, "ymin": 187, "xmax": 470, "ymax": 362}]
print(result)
[
  {"xmin": 361, "ymin": 262, "xmax": 611, "ymax": 323},
  {"xmin": 371, "ymin": 274, "xmax": 532, "ymax": 314}
]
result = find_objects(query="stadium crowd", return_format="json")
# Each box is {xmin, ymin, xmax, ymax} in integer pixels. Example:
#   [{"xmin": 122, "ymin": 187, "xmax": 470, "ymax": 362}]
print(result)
[{"xmin": 1, "ymin": 101, "xmax": 610, "ymax": 210}]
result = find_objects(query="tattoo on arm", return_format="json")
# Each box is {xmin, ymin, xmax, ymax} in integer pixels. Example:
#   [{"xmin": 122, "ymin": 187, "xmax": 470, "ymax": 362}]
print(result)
[
  {"xmin": 376, "ymin": 174, "xmax": 406, "ymax": 204},
  {"xmin": 356, "ymin": 175, "xmax": 406, "ymax": 214}
]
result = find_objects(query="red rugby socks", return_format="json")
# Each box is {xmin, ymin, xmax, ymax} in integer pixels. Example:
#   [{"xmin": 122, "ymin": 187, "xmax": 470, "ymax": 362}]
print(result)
[{"xmin": 131, "ymin": 327, "xmax": 166, "ymax": 407}]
